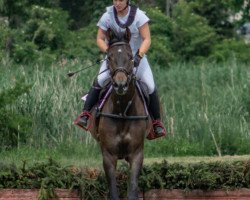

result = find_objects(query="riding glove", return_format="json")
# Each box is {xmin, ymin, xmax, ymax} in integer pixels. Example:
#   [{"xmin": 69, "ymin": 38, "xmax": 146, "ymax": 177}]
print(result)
[{"xmin": 133, "ymin": 51, "xmax": 143, "ymax": 67}]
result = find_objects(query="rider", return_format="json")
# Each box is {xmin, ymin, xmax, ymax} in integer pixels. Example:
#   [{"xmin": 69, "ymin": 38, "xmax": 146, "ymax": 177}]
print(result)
[{"xmin": 78, "ymin": 0, "xmax": 166, "ymax": 136}]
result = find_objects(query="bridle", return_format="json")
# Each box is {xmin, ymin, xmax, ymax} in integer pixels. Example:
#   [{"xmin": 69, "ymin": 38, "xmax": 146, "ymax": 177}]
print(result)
[
  {"xmin": 107, "ymin": 41, "xmax": 134, "ymax": 85},
  {"xmin": 96, "ymin": 41, "xmax": 149, "ymax": 120}
]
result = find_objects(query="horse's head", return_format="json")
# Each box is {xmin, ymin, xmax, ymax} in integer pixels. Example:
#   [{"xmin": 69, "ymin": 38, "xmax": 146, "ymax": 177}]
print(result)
[{"xmin": 107, "ymin": 28, "xmax": 134, "ymax": 95}]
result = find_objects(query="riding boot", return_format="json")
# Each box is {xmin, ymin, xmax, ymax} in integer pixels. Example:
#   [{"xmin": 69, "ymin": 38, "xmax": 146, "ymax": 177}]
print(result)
[
  {"xmin": 148, "ymin": 89, "xmax": 166, "ymax": 136},
  {"xmin": 78, "ymin": 81, "xmax": 102, "ymax": 127}
]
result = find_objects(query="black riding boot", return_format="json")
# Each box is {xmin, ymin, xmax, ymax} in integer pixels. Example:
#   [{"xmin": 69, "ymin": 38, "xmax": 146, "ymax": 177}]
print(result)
[
  {"xmin": 149, "ymin": 89, "xmax": 166, "ymax": 136},
  {"xmin": 78, "ymin": 81, "xmax": 102, "ymax": 127}
]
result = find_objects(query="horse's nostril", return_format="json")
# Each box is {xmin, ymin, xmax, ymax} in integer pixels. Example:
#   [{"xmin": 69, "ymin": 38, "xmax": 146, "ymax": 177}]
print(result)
[
  {"xmin": 114, "ymin": 80, "xmax": 126, "ymax": 88},
  {"xmin": 113, "ymin": 82, "xmax": 119, "ymax": 88}
]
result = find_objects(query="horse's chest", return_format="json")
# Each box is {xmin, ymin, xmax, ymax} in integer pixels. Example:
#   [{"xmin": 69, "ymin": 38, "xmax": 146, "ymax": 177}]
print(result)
[
  {"xmin": 116, "ymin": 132, "xmax": 132, "ymax": 157},
  {"xmin": 107, "ymin": 131, "xmax": 133, "ymax": 156}
]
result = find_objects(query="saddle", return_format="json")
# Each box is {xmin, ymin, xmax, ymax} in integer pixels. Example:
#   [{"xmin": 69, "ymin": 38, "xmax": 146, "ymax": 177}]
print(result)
[{"xmin": 74, "ymin": 80, "xmax": 161, "ymax": 140}]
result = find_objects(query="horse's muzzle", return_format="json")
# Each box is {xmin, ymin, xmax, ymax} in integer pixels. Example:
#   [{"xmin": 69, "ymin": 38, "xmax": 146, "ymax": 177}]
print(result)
[{"xmin": 113, "ymin": 81, "xmax": 128, "ymax": 95}]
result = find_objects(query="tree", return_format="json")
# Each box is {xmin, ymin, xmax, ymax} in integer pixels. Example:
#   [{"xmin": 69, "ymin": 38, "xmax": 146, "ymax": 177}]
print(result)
[
  {"xmin": 231, "ymin": 0, "xmax": 250, "ymax": 25},
  {"xmin": 186, "ymin": 0, "xmax": 238, "ymax": 38},
  {"xmin": 171, "ymin": 0, "xmax": 217, "ymax": 61},
  {"xmin": 0, "ymin": 0, "xmax": 28, "ymax": 27},
  {"xmin": 59, "ymin": 0, "xmax": 110, "ymax": 29}
]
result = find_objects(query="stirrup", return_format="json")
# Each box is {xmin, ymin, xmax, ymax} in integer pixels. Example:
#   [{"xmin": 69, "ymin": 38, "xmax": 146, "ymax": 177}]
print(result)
[
  {"xmin": 154, "ymin": 124, "xmax": 165, "ymax": 136},
  {"xmin": 147, "ymin": 120, "xmax": 166, "ymax": 140},
  {"xmin": 74, "ymin": 111, "xmax": 93, "ymax": 131}
]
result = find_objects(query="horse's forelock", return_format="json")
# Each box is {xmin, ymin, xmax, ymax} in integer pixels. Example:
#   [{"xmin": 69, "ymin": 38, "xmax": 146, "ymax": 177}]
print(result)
[{"xmin": 108, "ymin": 28, "xmax": 131, "ymax": 46}]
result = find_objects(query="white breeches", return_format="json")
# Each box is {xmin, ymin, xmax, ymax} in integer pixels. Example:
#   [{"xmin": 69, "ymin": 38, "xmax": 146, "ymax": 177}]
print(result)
[{"xmin": 97, "ymin": 56, "xmax": 155, "ymax": 94}]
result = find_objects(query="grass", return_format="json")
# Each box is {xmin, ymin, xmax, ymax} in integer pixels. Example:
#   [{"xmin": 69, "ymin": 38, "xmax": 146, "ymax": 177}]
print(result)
[
  {"xmin": 1, "ymin": 144, "xmax": 250, "ymax": 169},
  {"xmin": 144, "ymin": 154, "xmax": 250, "ymax": 165},
  {"xmin": 0, "ymin": 144, "xmax": 102, "ymax": 168},
  {"xmin": 0, "ymin": 59, "xmax": 249, "ymax": 159}
]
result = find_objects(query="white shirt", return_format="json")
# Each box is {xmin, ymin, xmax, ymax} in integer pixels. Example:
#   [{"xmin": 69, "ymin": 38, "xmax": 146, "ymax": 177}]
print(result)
[{"xmin": 97, "ymin": 5, "xmax": 150, "ymax": 55}]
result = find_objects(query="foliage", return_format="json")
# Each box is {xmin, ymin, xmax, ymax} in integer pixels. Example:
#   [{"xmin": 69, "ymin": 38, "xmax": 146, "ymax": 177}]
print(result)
[
  {"xmin": 146, "ymin": 61, "xmax": 250, "ymax": 156},
  {"xmin": 140, "ymin": 160, "xmax": 250, "ymax": 190},
  {"xmin": 0, "ymin": 0, "xmax": 29, "ymax": 27},
  {"xmin": 208, "ymin": 38, "xmax": 250, "ymax": 63},
  {"xmin": 1, "ymin": 1, "xmax": 250, "ymax": 64},
  {"xmin": 187, "ymin": 0, "xmax": 236, "ymax": 38},
  {"xmin": 25, "ymin": 5, "xmax": 69, "ymax": 51},
  {"xmin": 8, "ymin": 5, "xmax": 70, "ymax": 64},
  {"xmin": 60, "ymin": 0, "xmax": 110, "ymax": 29},
  {"xmin": 12, "ymin": 41, "xmax": 39, "ymax": 64},
  {"xmin": 144, "ymin": 7, "xmax": 175, "ymax": 66},
  {"xmin": 63, "ymin": 24, "xmax": 100, "ymax": 60},
  {"xmin": 1, "ymin": 61, "xmax": 249, "ymax": 156},
  {"xmin": 231, "ymin": 0, "xmax": 250, "ymax": 25},
  {"xmin": 170, "ymin": 0, "xmax": 217, "ymax": 61},
  {"xmin": 0, "ymin": 22, "xmax": 10, "ymax": 59},
  {"xmin": 0, "ymin": 159, "xmax": 249, "ymax": 199},
  {"xmin": 0, "ymin": 77, "xmax": 32, "ymax": 150}
]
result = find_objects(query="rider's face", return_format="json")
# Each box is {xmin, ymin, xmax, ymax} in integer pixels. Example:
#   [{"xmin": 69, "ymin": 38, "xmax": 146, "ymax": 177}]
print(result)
[{"xmin": 113, "ymin": 0, "xmax": 127, "ymax": 12}]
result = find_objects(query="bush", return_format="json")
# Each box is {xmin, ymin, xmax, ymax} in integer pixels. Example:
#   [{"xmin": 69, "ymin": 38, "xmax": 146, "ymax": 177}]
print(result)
[
  {"xmin": 208, "ymin": 38, "xmax": 250, "ymax": 63},
  {"xmin": 171, "ymin": 0, "xmax": 217, "ymax": 61},
  {"xmin": 12, "ymin": 41, "xmax": 39, "ymax": 63},
  {"xmin": 7, "ymin": 5, "xmax": 70, "ymax": 64},
  {"xmin": 187, "ymin": 0, "xmax": 236, "ymax": 38},
  {"xmin": 25, "ymin": 5, "xmax": 70, "ymax": 50},
  {"xmin": 0, "ymin": 159, "xmax": 249, "ymax": 199},
  {"xmin": 0, "ymin": 78, "xmax": 32, "ymax": 150},
  {"xmin": 0, "ymin": 22, "xmax": 11, "ymax": 59},
  {"xmin": 144, "ymin": 7, "xmax": 175, "ymax": 67},
  {"xmin": 63, "ymin": 24, "xmax": 100, "ymax": 61}
]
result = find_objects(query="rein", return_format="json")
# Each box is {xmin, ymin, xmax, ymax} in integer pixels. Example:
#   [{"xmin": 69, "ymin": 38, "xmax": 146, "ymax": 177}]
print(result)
[
  {"xmin": 96, "ymin": 41, "xmax": 148, "ymax": 120},
  {"xmin": 96, "ymin": 84, "xmax": 149, "ymax": 120}
]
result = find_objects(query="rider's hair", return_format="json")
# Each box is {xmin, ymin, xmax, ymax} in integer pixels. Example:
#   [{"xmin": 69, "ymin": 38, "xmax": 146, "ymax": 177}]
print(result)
[{"xmin": 113, "ymin": 0, "xmax": 130, "ymax": 4}]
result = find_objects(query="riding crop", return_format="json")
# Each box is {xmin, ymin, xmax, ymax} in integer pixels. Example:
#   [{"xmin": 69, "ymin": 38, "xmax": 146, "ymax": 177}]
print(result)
[{"xmin": 67, "ymin": 59, "xmax": 106, "ymax": 77}]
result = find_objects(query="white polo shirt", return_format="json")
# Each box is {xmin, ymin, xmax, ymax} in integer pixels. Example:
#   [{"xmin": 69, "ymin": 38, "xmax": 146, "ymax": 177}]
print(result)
[{"xmin": 97, "ymin": 5, "xmax": 150, "ymax": 56}]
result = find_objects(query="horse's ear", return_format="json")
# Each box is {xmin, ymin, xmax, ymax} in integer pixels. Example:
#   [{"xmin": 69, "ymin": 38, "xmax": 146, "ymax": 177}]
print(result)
[
  {"xmin": 107, "ymin": 28, "xmax": 117, "ymax": 42},
  {"xmin": 107, "ymin": 28, "xmax": 115, "ymax": 42},
  {"xmin": 124, "ymin": 27, "xmax": 131, "ymax": 43}
]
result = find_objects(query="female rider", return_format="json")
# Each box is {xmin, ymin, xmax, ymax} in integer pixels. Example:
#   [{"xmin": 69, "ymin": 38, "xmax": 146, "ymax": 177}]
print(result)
[{"xmin": 77, "ymin": 0, "xmax": 166, "ymax": 137}]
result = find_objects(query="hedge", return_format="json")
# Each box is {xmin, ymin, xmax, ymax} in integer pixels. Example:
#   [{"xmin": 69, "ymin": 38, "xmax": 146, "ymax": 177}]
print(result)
[{"xmin": 0, "ymin": 158, "xmax": 249, "ymax": 199}]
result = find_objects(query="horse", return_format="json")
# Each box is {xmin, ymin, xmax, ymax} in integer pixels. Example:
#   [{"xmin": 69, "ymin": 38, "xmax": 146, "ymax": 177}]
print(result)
[{"xmin": 88, "ymin": 28, "xmax": 151, "ymax": 200}]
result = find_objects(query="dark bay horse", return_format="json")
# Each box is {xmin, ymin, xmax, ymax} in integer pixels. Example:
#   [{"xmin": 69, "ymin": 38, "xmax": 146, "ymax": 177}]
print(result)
[{"xmin": 89, "ymin": 28, "xmax": 151, "ymax": 200}]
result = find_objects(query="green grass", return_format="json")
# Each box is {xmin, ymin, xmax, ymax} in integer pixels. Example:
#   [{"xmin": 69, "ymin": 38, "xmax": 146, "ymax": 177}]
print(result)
[
  {"xmin": 1, "ymin": 144, "xmax": 249, "ymax": 168},
  {"xmin": 0, "ymin": 144, "xmax": 102, "ymax": 168},
  {"xmin": 0, "ymin": 58, "xmax": 249, "ymax": 159}
]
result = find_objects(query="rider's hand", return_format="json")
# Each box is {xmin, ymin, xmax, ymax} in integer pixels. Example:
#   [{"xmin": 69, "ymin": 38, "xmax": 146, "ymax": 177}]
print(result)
[{"xmin": 133, "ymin": 51, "xmax": 143, "ymax": 67}]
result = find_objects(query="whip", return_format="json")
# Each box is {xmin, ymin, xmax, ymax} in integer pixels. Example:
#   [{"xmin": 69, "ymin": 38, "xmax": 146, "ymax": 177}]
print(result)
[{"xmin": 67, "ymin": 59, "xmax": 106, "ymax": 77}]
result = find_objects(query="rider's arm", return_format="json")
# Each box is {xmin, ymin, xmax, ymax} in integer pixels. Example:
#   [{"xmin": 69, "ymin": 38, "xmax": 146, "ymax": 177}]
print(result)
[
  {"xmin": 138, "ymin": 23, "xmax": 151, "ymax": 57},
  {"xmin": 97, "ymin": 28, "xmax": 109, "ymax": 53}
]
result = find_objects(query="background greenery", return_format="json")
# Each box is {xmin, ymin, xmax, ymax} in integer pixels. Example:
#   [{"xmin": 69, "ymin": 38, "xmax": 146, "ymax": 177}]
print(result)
[
  {"xmin": 0, "ymin": 0, "xmax": 250, "ymax": 160},
  {"xmin": 1, "ymin": 0, "xmax": 250, "ymax": 64},
  {"xmin": 0, "ymin": 59, "xmax": 249, "ymax": 158}
]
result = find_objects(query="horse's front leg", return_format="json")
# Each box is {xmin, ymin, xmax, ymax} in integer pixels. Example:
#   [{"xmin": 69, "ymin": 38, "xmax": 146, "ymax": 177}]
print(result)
[
  {"xmin": 127, "ymin": 150, "xmax": 143, "ymax": 200},
  {"xmin": 102, "ymin": 150, "xmax": 119, "ymax": 200}
]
